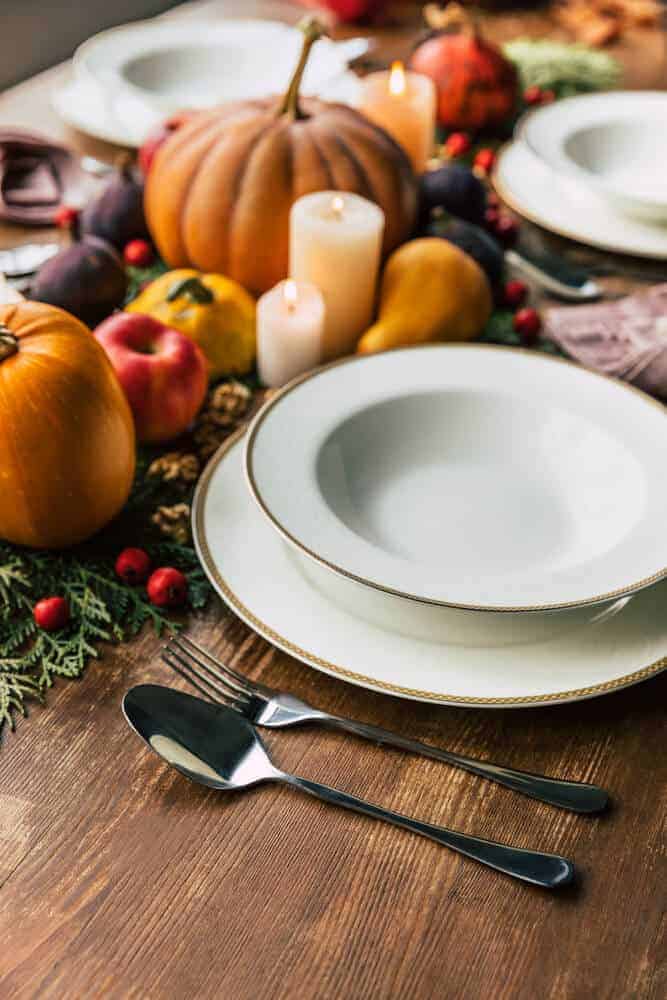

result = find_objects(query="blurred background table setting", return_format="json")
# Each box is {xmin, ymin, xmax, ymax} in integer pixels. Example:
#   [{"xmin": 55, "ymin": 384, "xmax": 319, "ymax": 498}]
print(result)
[{"xmin": 0, "ymin": 2, "xmax": 665, "ymax": 998}]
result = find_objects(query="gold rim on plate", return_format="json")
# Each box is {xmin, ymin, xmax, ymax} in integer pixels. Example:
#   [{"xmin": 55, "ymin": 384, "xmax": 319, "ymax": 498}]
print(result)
[
  {"xmin": 192, "ymin": 426, "xmax": 666, "ymax": 707},
  {"xmin": 244, "ymin": 344, "xmax": 667, "ymax": 614}
]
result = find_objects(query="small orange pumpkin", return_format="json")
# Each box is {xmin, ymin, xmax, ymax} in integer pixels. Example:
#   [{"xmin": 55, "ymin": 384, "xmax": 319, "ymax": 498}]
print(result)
[
  {"xmin": 0, "ymin": 301, "xmax": 136, "ymax": 549},
  {"xmin": 145, "ymin": 18, "xmax": 419, "ymax": 295}
]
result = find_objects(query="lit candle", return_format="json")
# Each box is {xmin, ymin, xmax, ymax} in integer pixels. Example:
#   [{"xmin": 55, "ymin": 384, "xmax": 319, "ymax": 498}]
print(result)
[
  {"xmin": 257, "ymin": 279, "xmax": 325, "ymax": 388},
  {"xmin": 356, "ymin": 61, "xmax": 436, "ymax": 173},
  {"xmin": 289, "ymin": 191, "xmax": 385, "ymax": 361}
]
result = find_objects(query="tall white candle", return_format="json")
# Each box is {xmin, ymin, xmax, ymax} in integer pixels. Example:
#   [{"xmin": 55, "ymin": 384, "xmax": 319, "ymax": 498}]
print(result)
[
  {"xmin": 257, "ymin": 279, "xmax": 325, "ymax": 388},
  {"xmin": 356, "ymin": 62, "xmax": 436, "ymax": 174},
  {"xmin": 289, "ymin": 191, "xmax": 385, "ymax": 361}
]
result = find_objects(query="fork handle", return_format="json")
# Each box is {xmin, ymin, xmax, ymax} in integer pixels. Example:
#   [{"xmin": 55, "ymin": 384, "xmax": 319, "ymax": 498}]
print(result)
[
  {"xmin": 318, "ymin": 715, "xmax": 608, "ymax": 814},
  {"xmin": 280, "ymin": 772, "xmax": 574, "ymax": 889}
]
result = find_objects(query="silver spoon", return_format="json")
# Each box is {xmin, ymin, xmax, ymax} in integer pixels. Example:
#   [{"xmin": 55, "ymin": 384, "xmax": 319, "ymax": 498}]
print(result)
[{"xmin": 123, "ymin": 685, "xmax": 575, "ymax": 890}]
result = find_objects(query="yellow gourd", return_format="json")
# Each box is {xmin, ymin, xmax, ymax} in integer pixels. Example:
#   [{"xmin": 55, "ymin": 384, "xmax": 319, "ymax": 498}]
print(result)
[
  {"xmin": 357, "ymin": 238, "xmax": 491, "ymax": 355},
  {"xmin": 127, "ymin": 269, "xmax": 255, "ymax": 380}
]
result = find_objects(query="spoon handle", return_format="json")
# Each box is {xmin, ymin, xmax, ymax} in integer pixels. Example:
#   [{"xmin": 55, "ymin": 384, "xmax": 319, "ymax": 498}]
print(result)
[
  {"xmin": 320, "ymin": 715, "xmax": 608, "ymax": 814},
  {"xmin": 281, "ymin": 772, "xmax": 574, "ymax": 889}
]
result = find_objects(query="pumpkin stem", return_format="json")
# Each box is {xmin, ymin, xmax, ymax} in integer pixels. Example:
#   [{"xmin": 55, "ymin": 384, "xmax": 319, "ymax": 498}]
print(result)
[
  {"xmin": 166, "ymin": 276, "xmax": 214, "ymax": 305},
  {"xmin": 280, "ymin": 17, "xmax": 327, "ymax": 120},
  {"xmin": 424, "ymin": 3, "xmax": 478, "ymax": 37},
  {"xmin": 0, "ymin": 325, "xmax": 18, "ymax": 362}
]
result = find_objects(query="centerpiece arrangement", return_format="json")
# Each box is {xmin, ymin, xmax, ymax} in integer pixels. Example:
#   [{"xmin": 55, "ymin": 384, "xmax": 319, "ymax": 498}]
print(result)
[{"xmin": 0, "ymin": 5, "xmax": 652, "ymax": 739}]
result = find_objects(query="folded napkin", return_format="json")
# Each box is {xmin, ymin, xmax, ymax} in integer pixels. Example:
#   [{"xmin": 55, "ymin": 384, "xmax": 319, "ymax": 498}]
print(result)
[
  {"xmin": 0, "ymin": 129, "xmax": 90, "ymax": 225},
  {"xmin": 546, "ymin": 283, "xmax": 667, "ymax": 401}
]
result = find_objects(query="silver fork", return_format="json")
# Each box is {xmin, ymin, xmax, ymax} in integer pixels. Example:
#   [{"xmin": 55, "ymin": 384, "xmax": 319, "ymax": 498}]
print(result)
[{"xmin": 162, "ymin": 634, "xmax": 609, "ymax": 814}]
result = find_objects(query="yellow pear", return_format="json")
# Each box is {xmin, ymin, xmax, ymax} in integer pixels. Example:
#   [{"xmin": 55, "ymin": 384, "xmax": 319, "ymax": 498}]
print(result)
[{"xmin": 357, "ymin": 237, "xmax": 492, "ymax": 354}]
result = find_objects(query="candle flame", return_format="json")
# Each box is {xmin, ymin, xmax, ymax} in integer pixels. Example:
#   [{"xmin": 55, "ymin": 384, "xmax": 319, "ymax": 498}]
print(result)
[
  {"xmin": 284, "ymin": 279, "xmax": 298, "ymax": 311},
  {"xmin": 388, "ymin": 61, "xmax": 406, "ymax": 96},
  {"xmin": 331, "ymin": 194, "xmax": 345, "ymax": 218}
]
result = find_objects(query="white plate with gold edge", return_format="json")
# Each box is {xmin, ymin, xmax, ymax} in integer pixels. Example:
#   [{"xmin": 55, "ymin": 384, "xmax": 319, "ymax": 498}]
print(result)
[
  {"xmin": 518, "ymin": 92, "xmax": 667, "ymax": 223},
  {"xmin": 192, "ymin": 430, "xmax": 666, "ymax": 708},
  {"xmin": 245, "ymin": 345, "xmax": 667, "ymax": 622},
  {"xmin": 493, "ymin": 141, "xmax": 667, "ymax": 259}
]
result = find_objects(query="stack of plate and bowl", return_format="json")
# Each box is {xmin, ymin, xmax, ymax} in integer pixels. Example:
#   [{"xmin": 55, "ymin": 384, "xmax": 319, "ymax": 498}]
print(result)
[
  {"xmin": 53, "ymin": 16, "xmax": 366, "ymax": 147},
  {"xmin": 494, "ymin": 91, "xmax": 667, "ymax": 259},
  {"xmin": 193, "ymin": 344, "xmax": 667, "ymax": 710}
]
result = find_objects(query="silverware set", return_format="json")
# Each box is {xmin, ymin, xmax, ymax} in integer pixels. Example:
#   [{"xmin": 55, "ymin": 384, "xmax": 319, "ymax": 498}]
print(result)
[{"xmin": 123, "ymin": 635, "xmax": 610, "ymax": 890}]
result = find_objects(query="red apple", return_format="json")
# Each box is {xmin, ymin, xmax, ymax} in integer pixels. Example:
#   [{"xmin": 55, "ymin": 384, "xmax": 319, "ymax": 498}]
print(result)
[
  {"xmin": 94, "ymin": 312, "xmax": 208, "ymax": 444},
  {"xmin": 138, "ymin": 109, "xmax": 198, "ymax": 175}
]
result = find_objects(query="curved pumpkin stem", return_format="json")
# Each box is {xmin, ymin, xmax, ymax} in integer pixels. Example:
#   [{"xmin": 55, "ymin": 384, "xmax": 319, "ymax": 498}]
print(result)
[
  {"xmin": 0, "ymin": 325, "xmax": 18, "ymax": 362},
  {"xmin": 424, "ymin": 3, "xmax": 479, "ymax": 37},
  {"xmin": 280, "ymin": 17, "xmax": 327, "ymax": 120},
  {"xmin": 166, "ymin": 275, "xmax": 214, "ymax": 305}
]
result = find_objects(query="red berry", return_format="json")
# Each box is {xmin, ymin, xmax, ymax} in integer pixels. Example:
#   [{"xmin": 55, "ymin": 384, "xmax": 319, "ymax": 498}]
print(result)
[
  {"xmin": 513, "ymin": 307, "xmax": 542, "ymax": 343},
  {"xmin": 504, "ymin": 279, "xmax": 528, "ymax": 309},
  {"xmin": 486, "ymin": 191, "xmax": 500, "ymax": 209},
  {"xmin": 115, "ymin": 547, "xmax": 152, "ymax": 585},
  {"xmin": 123, "ymin": 239, "xmax": 154, "ymax": 268},
  {"xmin": 444, "ymin": 132, "xmax": 471, "ymax": 158},
  {"xmin": 524, "ymin": 85, "xmax": 544, "ymax": 106},
  {"xmin": 34, "ymin": 596, "xmax": 70, "ymax": 632},
  {"xmin": 473, "ymin": 148, "xmax": 496, "ymax": 174},
  {"xmin": 484, "ymin": 207, "xmax": 500, "ymax": 230},
  {"xmin": 495, "ymin": 214, "xmax": 519, "ymax": 247},
  {"xmin": 540, "ymin": 89, "xmax": 556, "ymax": 104},
  {"xmin": 54, "ymin": 205, "xmax": 79, "ymax": 229},
  {"xmin": 147, "ymin": 567, "xmax": 188, "ymax": 608}
]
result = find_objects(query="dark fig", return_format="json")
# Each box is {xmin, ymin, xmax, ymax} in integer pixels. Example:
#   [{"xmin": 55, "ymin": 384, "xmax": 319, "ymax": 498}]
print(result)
[
  {"xmin": 426, "ymin": 216, "xmax": 505, "ymax": 288},
  {"xmin": 32, "ymin": 225, "xmax": 127, "ymax": 327},
  {"xmin": 80, "ymin": 155, "xmax": 149, "ymax": 250},
  {"xmin": 420, "ymin": 163, "xmax": 487, "ymax": 226}
]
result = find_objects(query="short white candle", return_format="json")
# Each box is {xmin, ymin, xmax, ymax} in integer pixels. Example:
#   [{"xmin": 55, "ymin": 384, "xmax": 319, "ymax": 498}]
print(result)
[
  {"xmin": 257, "ymin": 279, "xmax": 325, "ymax": 388},
  {"xmin": 356, "ymin": 62, "xmax": 436, "ymax": 173},
  {"xmin": 289, "ymin": 191, "xmax": 385, "ymax": 361}
]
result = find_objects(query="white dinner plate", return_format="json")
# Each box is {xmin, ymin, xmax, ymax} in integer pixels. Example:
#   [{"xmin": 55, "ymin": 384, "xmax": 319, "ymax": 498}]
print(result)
[
  {"xmin": 52, "ymin": 69, "xmax": 363, "ymax": 148},
  {"xmin": 518, "ymin": 92, "xmax": 667, "ymax": 222},
  {"xmin": 493, "ymin": 141, "xmax": 667, "ymax": 259},
  {"xmin": 246, "ymin": 345, "xmax": 667, "ymax": 613},
  {"xmin": 193, "ymin": 431, "xmax": 666, "ymax": 707}
]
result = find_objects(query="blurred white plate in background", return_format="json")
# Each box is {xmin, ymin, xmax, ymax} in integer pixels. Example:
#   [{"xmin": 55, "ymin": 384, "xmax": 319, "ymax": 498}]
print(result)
[{"xmin": 493, "ymin": 141, "xmax": 667, "ymax": 259}]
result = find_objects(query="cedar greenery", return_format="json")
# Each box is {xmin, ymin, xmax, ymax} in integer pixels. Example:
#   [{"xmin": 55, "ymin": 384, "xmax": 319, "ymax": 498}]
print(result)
[{"xmin": 0, "ymin": 449, "xmax": 212, "ymax": 738}]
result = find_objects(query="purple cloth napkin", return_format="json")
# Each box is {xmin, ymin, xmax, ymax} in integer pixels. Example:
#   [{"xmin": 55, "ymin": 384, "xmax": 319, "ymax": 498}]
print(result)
[
  {"xmin": 546, "ymin": 283, "xmax": 667, "ymax": 401},
  {"xmin": 0, "ymin": 129, "xmax": 90, "ymax": 225}
]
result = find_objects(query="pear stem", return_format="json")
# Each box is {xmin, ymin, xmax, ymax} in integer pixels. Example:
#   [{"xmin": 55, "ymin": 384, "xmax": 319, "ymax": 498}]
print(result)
[
  {"xmin": 0, "ymin": 325, "xmax": 18, "ymax": 362},
  {"xmin": 424, "ymin": 2, "xmax": 479, "ymax": 37},
  {"xmin": 280, "ymin": 17, "xmax": 327, "ymax": 120}
]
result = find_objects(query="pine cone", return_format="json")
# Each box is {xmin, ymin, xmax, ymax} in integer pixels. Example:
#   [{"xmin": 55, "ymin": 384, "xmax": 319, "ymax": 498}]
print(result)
[
  {"xmin": 194, "ymin": 380, "xmax": 253, "ymax": 459},
  {"xmin": 151, "ymin": 503, "xmax": 191, "ymax": 545},
  {"xmin": 148, "ymin": 451, "xmax": 200, "ymax": 484}
]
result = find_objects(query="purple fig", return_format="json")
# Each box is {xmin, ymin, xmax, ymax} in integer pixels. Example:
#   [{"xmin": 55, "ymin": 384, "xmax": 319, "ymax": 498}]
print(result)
[
  {"xmin": 32, "ymin": 212, "xmax": 127, "ymax": 326},
  {"xmin": 80, "ymin": 155, "xmax": 149, "ymax": 250}
]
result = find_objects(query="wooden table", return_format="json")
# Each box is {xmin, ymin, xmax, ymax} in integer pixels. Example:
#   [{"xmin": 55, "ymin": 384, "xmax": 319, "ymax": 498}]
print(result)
[{"xmin": 0, "ymin": 4, "xmax": 665, "ymax": 998}]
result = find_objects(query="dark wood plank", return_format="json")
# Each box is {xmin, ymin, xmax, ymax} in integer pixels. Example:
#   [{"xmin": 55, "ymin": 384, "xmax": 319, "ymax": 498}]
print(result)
[{"xmin": 0, "ymin": 3, "xmax": 665, "ymax": 998}]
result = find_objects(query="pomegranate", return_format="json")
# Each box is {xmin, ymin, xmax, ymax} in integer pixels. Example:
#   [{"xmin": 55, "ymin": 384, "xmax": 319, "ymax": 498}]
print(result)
[{"xmin": 410, "ymin": 3, "xmax": 518, "ymax": 131}]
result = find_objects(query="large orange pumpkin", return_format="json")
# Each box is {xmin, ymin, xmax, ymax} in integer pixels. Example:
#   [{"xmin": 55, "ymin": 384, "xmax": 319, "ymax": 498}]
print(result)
[
  {"xmin": 0, "ymin": 301, "xmax": 136, "ymax": 549},
  {"xmin": 145, "ymin": 19, "xmax": 419, "ymax": 295}
]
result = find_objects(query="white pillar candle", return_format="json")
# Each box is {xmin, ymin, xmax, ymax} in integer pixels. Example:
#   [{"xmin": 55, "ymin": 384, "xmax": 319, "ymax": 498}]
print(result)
[
  {"xmin": 257, "ymin": 279, "xmax": 325, "ymax": 388},
  {"xmin": 356, "ymin": 62, "xmax": 436, "ymax": 174},
  {"xmin": 289, "ymin": 191, "xmax": 384, "ymax": 361}
]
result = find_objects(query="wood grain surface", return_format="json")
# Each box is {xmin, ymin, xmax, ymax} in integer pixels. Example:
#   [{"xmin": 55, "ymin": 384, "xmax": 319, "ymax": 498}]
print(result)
[{"xmin": 0, "ymin": 3, "xmax": 666, "ymax": 999}]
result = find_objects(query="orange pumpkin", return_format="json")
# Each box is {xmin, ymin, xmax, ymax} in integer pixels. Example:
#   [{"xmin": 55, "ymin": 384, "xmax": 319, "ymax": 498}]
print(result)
[
  {"xmin": 145, "ymin": 19, "xmax": 419, "ymax": 295},
  {"xmin": 0, "ymin": 301, "xmax": 136, "ymax": 549}
]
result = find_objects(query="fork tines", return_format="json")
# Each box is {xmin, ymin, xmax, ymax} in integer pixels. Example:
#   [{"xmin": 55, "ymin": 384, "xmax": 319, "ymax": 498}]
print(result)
[{"xmin": 162, "ymin": 634, "xmax": 253, "ymax": 710}]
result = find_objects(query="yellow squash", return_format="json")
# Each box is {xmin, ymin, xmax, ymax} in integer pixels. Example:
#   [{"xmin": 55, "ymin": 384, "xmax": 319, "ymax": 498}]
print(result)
[
  {"xmin": 128, "ymin": 269, "xmax": 256, "ymax": 379},
  {"xmin": 357, "ymin": 238, "xmax": 491, "ymax": 354}
]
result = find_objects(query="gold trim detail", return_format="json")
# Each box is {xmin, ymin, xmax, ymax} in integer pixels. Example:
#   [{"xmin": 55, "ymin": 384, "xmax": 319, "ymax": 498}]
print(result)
[
  {"xmin": 244, "ymin": 343, "xmax": 667, "ymax": 614},
  {"xmin": 192, "ymin": 428, "xmax": 666, "ymax": 708}
]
